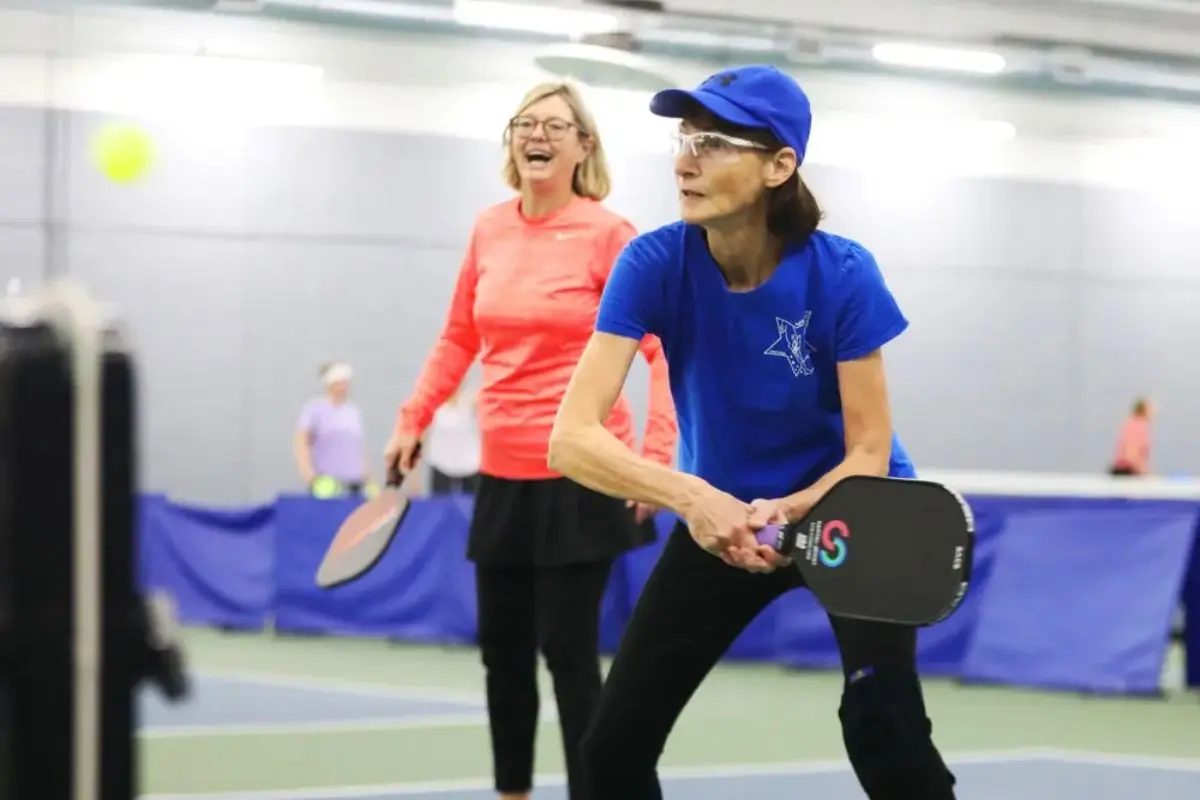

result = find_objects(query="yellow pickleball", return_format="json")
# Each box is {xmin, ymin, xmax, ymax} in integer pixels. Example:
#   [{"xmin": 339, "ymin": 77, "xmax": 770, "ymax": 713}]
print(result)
[
  {"xmin": 311, "ymin": 475, "xmax": 343, "ymax": 499},
  {"xmin": 92, "ymin": 122, "xmax": 156, "ymax": 184}
]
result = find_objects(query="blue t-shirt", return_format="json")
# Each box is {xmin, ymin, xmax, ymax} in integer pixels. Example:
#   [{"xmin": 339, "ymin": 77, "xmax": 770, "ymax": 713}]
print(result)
[{"xmin": 595, "ymin": 222, "xmax": 916, "ymax": 503}]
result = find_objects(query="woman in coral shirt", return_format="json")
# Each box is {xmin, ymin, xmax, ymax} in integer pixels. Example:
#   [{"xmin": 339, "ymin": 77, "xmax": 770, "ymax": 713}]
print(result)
[
  {"xmin": 1110, "ymin": 396, "xmax": 1154, "ymax": 476},
  {"xmin": 384, "ymin": 82, "xmax": 676, "ymax": 800}
]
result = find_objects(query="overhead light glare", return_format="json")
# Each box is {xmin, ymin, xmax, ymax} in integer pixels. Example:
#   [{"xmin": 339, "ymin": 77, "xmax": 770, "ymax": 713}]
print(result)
[
  {"xmin": 267, "ymin": 0, "xmax": 447, "ymax": 20},
  {"xmin": 454, "ymin": 1, "xmax": 620, "ymax": 37},
  {"xmin": 872, "ymin": 42, "xmax": 1007, "ymax": 75}
]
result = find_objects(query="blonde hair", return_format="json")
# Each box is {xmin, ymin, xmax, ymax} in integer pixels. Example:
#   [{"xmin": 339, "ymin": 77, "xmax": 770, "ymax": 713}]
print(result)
[{"xmin": 501, "ymin": 81, "xmax": 612, "ymax": 201}]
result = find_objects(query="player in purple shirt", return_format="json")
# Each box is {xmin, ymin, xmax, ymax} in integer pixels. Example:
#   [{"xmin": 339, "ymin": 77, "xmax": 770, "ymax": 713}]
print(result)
[{"xmin": 293, "ymin": 362, "xmax": 370, "ymax": 495}]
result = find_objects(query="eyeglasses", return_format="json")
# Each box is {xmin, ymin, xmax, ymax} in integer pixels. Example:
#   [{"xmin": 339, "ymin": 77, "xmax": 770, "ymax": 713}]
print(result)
[
  {"xmin": 508, "ymin": 115, "xmax": 583, "ymax": 141},
  {"xmin": 670, "ymin": 130, "xmax": 768, "ymax": 162}
]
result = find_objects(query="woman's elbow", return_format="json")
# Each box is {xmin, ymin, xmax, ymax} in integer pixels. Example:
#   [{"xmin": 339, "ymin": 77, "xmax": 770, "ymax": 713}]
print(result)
[
  {"xmin": 862, "ymin": 442, "xmax": 892, "ymax": 475},
  {"xmin": 547, "ymin": 417, "xmax": 586, "ymax": 472},
  {"xmin": 848, "ymin": 433, "xmax": 892, "ymax": 475}
]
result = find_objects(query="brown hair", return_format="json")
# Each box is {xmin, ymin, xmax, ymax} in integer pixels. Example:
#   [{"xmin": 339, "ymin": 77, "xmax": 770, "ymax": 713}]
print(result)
[
  {"xmin": 1132, "ymin": 397, "xmax": 1150, "ymax": 417},
  {"xmin": 501, "ymin": 81, "xmax": 612, "ymax": 201}
]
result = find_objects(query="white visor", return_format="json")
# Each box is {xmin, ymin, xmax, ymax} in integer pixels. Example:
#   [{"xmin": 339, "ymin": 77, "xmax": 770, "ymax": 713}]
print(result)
[{"xmin": 323, "ymin": 363, "xmax": 353, "ymax": 384}]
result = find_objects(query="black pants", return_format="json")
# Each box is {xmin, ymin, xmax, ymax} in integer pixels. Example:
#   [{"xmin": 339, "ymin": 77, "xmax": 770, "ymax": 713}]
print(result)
[
  {"xmin": 476, "ymin": 559, "xmax": 613, "ymax": 797},
  {"xmin": 580, "ymin": 523, "xmax": 952, "ymax": 799}
]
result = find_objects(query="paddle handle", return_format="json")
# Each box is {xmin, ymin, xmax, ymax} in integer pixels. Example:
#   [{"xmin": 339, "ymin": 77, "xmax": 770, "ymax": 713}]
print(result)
[
  {"xmin": 386, "ymin": 443, "xmax": 422, "ymax": 488},
  {"xmin": 755, "ymin": 524, "xmax": 783, "ymax": 549}
]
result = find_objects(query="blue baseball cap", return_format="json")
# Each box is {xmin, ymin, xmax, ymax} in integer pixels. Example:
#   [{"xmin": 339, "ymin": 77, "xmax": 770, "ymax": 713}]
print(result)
[{"xmin": 649, "ymin": 64, "xmax": 813, "ymax": 164}]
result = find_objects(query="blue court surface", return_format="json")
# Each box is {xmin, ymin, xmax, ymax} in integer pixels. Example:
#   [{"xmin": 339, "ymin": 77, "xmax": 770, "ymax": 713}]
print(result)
[
  {"xmin": 140, "ymin": 671, "xmax": 487, "ymax": 735},
  {"xmin": 139, "ymin": 671, "xmax": 1200, "ymax": 799}
]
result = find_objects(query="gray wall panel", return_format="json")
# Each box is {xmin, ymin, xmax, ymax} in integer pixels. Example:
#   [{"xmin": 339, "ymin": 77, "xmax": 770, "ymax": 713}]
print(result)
[
  {"xmin": 0, "ymin": 106, "xmax": 46, "ymax": 225},
  {"xmin": 0, "ymin": 228, "xmax": 46, "ymax": 287},
  {"xmin": 1076, "ymin": 282, "xmax": 1200, "ymax": 474},
  {"xmin": 67, "ymin": 230, "xmax": 252, "ymax": 504},
  {"xmin": 884, "ymin": 269, "xmax": 1081, "ymax": 471},
  {"xmin": 240, "ymin": 240, "xmax": 464, "ymax": 500},
  {"xmin": 1077, "ymin": 185, "xmax": 1200, "ymax": 282},
  {"xmin": 808, "ymin": 168, "xmax": 1083, "ymax": 274},
  {"xmin": 66, "ymin": 117, "xmax": 512, "ymax": 246}
]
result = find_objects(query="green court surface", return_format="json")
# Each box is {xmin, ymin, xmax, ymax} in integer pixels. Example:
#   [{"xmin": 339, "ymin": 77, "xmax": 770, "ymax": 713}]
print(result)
[{"xmin": 139, "ymin": 628, "xmax": 1200, "ymax": 799}]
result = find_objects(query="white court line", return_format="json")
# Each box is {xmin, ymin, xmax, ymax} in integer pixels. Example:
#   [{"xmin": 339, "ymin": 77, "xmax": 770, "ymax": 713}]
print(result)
[
  {"xmin": 139, "ymin": 712, "xmax": 492, "ymax": 739},
  {"xmin": 140, "ymin": 749, "xmax": 1050, "ymax": 800},
  {"xmin": 193, "ymin": 668, "xmax": 486, "ymax": 707},
  {"xmin": 1043, "ymin": 748, "xmax": 1200, "ymax": 773}
]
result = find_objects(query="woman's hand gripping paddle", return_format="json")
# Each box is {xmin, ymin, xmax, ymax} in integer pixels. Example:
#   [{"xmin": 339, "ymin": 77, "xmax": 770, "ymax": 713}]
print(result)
[{"xmin": 315, "ymin": 445, "xmax": 422, "ymax": 589}]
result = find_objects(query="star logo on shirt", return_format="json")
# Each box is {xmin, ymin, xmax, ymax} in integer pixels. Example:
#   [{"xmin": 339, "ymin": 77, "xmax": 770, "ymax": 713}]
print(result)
[{"xmin": 764, "ymin": 312, "xmax": 816, "ymax": 377}]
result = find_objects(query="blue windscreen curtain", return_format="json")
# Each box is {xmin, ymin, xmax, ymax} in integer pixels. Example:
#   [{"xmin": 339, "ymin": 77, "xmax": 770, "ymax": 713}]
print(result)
[
  {"xmin": 961, "ymin": 500, "xmax": 1199, "ymax": 694},
  {"xmin": 137, "ymin": 491, "xmax": 1200, "ymax": 694},
  {"xmin": 139, "ymin": 496, "xmax": 275, "ymax": 629}
]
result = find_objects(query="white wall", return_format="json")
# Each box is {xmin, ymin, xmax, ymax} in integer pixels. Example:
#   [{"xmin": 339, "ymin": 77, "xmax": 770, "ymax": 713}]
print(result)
[{"xmin": 3, "ymin": 3, "xmax": 1200, "ymax": 195}]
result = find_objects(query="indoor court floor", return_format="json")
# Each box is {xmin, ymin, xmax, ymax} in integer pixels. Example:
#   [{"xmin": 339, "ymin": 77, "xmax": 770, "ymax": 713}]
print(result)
[{"xmin": 141, "ymin": 628, "xmax": 1200, "ymax": 799}]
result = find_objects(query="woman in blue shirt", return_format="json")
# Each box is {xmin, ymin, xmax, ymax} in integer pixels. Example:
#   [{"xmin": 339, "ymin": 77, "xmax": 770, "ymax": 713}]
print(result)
[{"xmin": 548, "ymin": 65, "xmax": 957, "ymax": 799}]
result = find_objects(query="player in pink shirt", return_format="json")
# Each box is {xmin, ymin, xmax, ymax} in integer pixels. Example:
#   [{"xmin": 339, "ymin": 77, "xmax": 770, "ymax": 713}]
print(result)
[
  {"xmin": 384, "ymin": 81, "xmax": 677, "ymax": 800},
  {"xmin": 1111, "ymin": 397, "xmax": 1154, "ymax": 476}
]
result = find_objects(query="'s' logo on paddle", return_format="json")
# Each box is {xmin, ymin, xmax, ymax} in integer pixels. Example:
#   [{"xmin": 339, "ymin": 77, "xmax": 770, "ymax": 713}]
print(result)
[
  {"xmin": 804, "ymin": 519, "xmax": 849, "ymax": 568},
  {"xmin": 764, "ymin": 311, "xmax": 816, "ymax": 377}
]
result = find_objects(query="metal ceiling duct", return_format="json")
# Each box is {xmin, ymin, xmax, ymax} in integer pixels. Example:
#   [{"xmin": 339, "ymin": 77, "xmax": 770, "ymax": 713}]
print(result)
[
  {"xmin": 532, "ymin": 40, "xmax": 676, "ymax": 90},
  {"xmin": 25, "ymin": 0, "xmax": 1200, "ymax": 105}
]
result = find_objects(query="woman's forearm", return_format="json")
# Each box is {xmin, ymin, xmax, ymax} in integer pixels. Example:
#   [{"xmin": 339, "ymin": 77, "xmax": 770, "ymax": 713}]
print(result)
[
  {"xmin": 783, "ymin": 445, "xmax": 890, "ymax": 516},
  {"xmin": 808, "ymin": 446, "xmax": 888, "ymax": 495},
  {"xmin": 548, "ymin": 423, "xmax": 703, "ymax": 515},
  {"xmin": 293, "ymin": 435, "xmax": 314, "ymax": 480}
]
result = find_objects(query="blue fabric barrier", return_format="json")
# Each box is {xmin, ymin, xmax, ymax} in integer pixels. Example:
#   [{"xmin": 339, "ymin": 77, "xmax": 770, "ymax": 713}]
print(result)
[
  {"xmin": 960, "ymin": 500, "xmax": 1200, "ymax": 695},
  {"xmin": 136, "ymin": 491, "xmax": 1200, "ymax": 694},
  {"xmin": 137, "ymin": 493, "xmax": 168, "ymax": 591},
  {"xmin": 914, "ymin": 496, "xmax": 1008, "ymax": 675},
  {"xmin": 272, "ymin": 494, "xmax": 462, "ymax": 641},
  {"xmin": 1180, "ymin": 519, "xmax": 1200, "ymax": 689},
  {"xmin": 140, "ymin": 496, "xmax": 275, "ymax": 630}
]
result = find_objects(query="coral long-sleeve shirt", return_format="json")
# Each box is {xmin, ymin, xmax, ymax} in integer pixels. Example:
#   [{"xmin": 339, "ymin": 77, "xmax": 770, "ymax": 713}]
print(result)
[
  {"xmin": 395, "ymin": 196, "xmax": 677, "ymax": 480},
  {"xmin": 1114, "ymin": 415, "xmax": 1151, "ymax": 473}
]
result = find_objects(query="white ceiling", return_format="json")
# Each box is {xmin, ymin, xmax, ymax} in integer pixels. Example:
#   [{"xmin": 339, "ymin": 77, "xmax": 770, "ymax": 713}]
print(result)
[{"xmin": 661, "ymin": 0, "xmax": 1200, "ymax": 59}]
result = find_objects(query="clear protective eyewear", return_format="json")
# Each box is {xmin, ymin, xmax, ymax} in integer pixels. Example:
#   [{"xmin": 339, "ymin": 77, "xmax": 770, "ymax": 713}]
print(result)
[{"xmin": 670, "ymin": 130, "xmax": 768, "ymax": 162}]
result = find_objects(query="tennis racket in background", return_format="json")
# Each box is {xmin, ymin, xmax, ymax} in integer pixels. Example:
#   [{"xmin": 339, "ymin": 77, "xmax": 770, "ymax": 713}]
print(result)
[
  {"xmin": 757, "ymin": 475, "xmax": 975, "ymax": 627},
  {"xmin": 314, "ymin": 444, "xmax": 422, "ymax": 589}
]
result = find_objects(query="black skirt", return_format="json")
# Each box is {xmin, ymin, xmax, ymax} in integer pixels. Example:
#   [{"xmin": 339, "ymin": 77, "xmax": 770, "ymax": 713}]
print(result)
[{"xmin": 467, "ymin": 474, "xmax": 657, "ymax": 567}]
